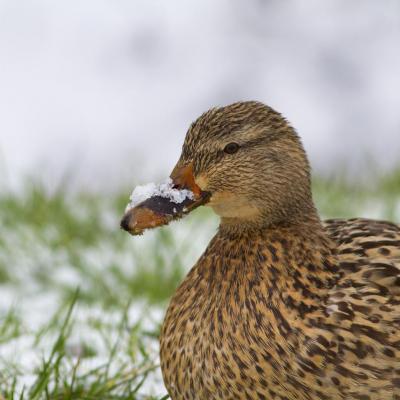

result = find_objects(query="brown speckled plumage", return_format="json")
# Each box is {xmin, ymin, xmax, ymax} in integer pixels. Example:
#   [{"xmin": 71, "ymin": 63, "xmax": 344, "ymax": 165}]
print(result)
[{"xmin": 158, "ymin": 102, "xmax": 400, "ymax": 399}]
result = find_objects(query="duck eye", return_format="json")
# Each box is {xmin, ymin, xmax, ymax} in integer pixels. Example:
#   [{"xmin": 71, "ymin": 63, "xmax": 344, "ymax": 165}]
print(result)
[{"xmin": 223, "ymin": 142, "xmax": 240, "ymax": 154}]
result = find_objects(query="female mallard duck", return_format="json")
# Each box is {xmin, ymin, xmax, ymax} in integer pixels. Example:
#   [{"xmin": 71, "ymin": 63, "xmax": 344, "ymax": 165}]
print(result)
[{"xmin": 123, "ymin": 101, "xmax": 400, "ymax": 399}]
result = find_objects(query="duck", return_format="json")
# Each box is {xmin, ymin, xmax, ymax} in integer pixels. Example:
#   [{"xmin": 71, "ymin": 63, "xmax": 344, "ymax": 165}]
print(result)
[{"xmin": 122, "ymin": 101, "xmax": 400, "ymax": 399}]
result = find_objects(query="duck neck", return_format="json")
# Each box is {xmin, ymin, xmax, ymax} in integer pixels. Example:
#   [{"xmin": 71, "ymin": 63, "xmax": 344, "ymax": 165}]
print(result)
[
  {"xmin": 216, "ymin": 214, "xmax": 340, "ymax": 300},
  {"xmin": 219, "ymin": 192, "xmax": 322, "ymax": 232}
]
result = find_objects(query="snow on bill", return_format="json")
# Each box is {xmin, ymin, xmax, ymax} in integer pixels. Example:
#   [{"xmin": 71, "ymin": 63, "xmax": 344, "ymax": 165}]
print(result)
[{"xmin": 126, "ymin": 178, "xmax": 195, "ymax": 211}]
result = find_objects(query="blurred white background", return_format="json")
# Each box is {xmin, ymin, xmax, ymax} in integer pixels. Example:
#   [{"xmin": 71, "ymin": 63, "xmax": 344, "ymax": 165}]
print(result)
[{"xmin": 0, "ymin": 0, "xmax": 399, "ymax": 192}]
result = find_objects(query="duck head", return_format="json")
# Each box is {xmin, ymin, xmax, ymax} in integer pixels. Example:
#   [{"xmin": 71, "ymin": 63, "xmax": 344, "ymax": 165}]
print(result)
[
  {"xmin": 121, "ymin": 101, "xmax": 319, "ymax": 235},
  {"xmin": 170, "ymin": 101, "xmax": 318, "ymax": 230}
]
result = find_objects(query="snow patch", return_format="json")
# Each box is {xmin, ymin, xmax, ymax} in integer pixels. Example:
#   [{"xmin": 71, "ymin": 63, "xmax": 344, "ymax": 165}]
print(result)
[{"xmin": 126, "ymin": 178, "xmax": 195, "ymax": 211}]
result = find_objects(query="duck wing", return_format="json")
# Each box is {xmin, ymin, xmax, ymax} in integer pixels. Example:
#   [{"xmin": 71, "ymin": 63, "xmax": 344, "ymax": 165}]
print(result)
[
  {"xmin": 320, "ymin": 218, "xmax": 400, "ymax": 393},
  {"xmin": 324, "ymin": 218, "xmax": 400, "ymax": 296}
]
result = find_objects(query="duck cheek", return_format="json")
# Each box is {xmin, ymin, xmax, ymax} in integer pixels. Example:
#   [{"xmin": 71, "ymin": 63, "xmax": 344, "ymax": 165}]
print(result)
[
  {"xmin": 208, "ymin": 191, "xmax": 260, "ymax": 219},
  {"xmin": 194, "ymin": 173, "xmax": 209, "ymax": 192}
]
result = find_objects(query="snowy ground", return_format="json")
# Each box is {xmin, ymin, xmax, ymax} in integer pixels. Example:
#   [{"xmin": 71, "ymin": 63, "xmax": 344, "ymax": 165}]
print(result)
[
  {"xmin": 0, "ymin": 188, "xmax": 218, "ymax": 399},
  {"xmin": 0, "ymin": 175, "xmax": 399, "ymax": 398}
]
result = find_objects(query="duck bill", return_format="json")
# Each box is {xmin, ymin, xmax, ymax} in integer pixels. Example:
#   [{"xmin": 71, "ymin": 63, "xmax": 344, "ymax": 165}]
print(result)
[
  {"xmin": 170, "ymin": 162, "xmax": 202, "ymax": 198},
  {"xmin": 120, "ymin": 206, "xmax": 172, "ymax": 235},
  {"xmin": 120, "ymin": 163, "xmax": 210, "ymax": 235},
  {"xmin": 169, "ymin": 161, "xmax": 211, "ymax": 209}
]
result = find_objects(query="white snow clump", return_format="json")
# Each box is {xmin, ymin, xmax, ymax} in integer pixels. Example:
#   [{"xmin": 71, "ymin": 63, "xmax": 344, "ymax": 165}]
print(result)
[{"xmin": 126, "ymin": 178, "xmax": 195, "ymax": 211}]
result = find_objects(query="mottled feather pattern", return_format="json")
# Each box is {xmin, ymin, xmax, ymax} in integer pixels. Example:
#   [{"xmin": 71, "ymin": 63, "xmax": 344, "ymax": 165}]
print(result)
[{"xmin": 161, "ymin": 220, "xmax": 400, "ymax": 399}]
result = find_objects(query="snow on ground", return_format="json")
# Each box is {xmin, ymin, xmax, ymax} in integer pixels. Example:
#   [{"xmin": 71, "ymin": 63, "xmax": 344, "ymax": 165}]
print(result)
[
  {"xmin": 0, "ymin": 195, "xmax": 218, "ymax": 397},
  {"xmin": 0, "ymin": 289, "xmax": 166, "ymax": 397}
]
